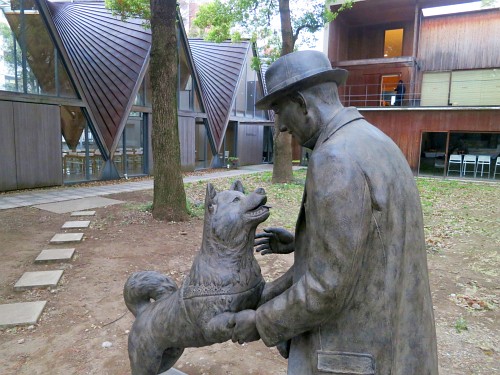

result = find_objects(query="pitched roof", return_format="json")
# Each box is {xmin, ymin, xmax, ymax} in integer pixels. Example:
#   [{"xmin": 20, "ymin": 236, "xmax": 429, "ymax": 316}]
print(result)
[
  {"xmin": 45, "ymin": 0, "xmax": 150, "ymax": 152},
  {"xmin": 189, "ymin": 39, "xmax": 250, "ymax": 151}
]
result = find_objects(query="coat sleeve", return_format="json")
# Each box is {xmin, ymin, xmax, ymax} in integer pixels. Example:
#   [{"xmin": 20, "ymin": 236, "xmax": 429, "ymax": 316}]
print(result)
[{"xmin": 255, "ymin": 152, "xmax": 373, "ymax": 347}]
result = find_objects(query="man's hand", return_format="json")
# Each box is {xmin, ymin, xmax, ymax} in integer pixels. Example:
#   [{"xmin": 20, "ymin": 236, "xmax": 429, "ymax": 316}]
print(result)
[
  {"xmin": 254, "ymin": 227, "xmax": 295, "ymax": 255},
  {"xmin": 231, "ymin": 310, "xmax": 260, "ymax": 344}
]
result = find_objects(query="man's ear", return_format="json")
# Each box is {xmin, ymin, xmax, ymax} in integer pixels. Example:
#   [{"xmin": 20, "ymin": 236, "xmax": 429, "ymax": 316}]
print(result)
[
  {"xmin": 293, "ymin": 91, "xmax": 308, "ymax": 115},
  {"xmin": 230, "ymin": 180, "xmax": 245, "ymax": 193}
]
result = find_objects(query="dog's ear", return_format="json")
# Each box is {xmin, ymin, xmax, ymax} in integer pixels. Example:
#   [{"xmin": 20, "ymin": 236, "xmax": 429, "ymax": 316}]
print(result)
[
  {"xmin": 230, "ymin": 180, "xmax": 245, "ymax": 193},
  {"xmin": 205, "ymin": 183, "xmax": 217, "ymax": 211}
]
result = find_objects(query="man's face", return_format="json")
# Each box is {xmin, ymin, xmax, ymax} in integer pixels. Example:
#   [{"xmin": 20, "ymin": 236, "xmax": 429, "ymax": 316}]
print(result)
[{"xmin": 271, "ymin": 96, "xmax": 311, "ymax": 146}]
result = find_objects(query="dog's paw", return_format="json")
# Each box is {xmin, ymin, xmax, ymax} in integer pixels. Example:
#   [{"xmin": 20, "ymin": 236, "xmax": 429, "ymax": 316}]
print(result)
[{"xmin": 204, "ymin": 312, "xmax": 236, "ymax": 343}]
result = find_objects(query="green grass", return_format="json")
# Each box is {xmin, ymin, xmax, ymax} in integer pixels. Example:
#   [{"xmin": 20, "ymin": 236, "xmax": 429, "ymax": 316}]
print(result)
[{"xmin": 454, "ymin": 316, "xmax": 468, "ymax": 333}]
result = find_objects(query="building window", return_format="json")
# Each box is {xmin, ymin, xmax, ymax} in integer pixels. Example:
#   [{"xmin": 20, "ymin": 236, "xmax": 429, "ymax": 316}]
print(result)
[
  {"xmin": 0, "ymin": 0, "xmax": 76, "ymax": 97},
  {"xmin": 384, "ymin": 28, "xmax": 403, "ymax": 58},
  {"xmin": 115, "ymin": 112, "xmax": 148, "ymax": 177},
  {"xmin": 62, "ymin": 107, "xmax": 104, "ymax": 183},
  {"xmin": 419, "ymin": 131, "xmax": 500, "ymax": 179}
]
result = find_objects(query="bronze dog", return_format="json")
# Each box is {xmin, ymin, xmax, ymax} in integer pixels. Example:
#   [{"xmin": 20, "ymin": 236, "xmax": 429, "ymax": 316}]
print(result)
[{"xmin": 124, "ymin": 181, "xmax": 270, "ymax": 374}]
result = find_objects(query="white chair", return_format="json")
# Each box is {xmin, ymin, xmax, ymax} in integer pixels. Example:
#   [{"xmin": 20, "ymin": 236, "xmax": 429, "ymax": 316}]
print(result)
[
  {"xmin": 476, "ymin": 155, "xmax": 491, "ymax": 178},
  {"xmin": 447, "ymin": 154, "xmax": 462, "ymax": 176},
  {"xmin": 494, "ymin": 157, "xmax": 500, "ymax": 179},
  {"xmin": 462, "ymin": 154, "xmax": 477, "ymax": 177}
]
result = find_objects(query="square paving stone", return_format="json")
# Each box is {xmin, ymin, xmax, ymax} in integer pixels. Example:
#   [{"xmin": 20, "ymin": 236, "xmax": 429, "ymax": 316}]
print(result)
[
  {"xmin": 50, "ymin": 233, "xmax": 84, "ymax": 244},
  {"xmin": 0, "ymin": 301, "xmax": 47, "ymax": 328},
  {"xmin": 71, "ymin": 211, "xmax": 96, "ymax": 216},
  {"xmin": 14, "ymin": 270, "xmax": 64, "ymax": 291},
  {"xmin": 35, "ymin": 248, "xmax": 75, "ymax": 263},
  {"xmin": 62, "ymin": 220, "xmax": 90, "ymax": 229},
  {"xmin": 160, "ymin": 369, "xmax": 187, "ymax": 375},
  {"xmin": 34, "ymin": 197, "xmax": 123, "ymax": 214}
]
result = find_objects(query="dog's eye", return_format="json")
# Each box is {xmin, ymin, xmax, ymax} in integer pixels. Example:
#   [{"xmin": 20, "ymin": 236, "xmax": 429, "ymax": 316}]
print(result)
[{"xmin": 232, "ymin": 197, "xmax": 240, "ymax": 203}]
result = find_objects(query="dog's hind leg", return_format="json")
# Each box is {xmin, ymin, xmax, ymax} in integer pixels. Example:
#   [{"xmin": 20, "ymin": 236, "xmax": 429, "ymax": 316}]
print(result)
[
  {"xmin": 129, "ymin": 341, "xmax": 166, "ymax": 375},
  {"xmin": 157, "ymin": 347, "xmax": 184, "ymax": 374}
]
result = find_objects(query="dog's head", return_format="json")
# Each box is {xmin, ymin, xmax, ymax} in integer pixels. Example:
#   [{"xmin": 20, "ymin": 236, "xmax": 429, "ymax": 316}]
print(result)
[{"xmin": 203, "ymin": 180, "xmax": 270, "ymax": 248}]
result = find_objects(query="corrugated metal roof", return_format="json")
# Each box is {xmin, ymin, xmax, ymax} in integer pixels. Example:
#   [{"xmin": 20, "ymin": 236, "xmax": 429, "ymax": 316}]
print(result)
[
  {"xmin": 45, "ymin": 0, "xmax": 150, "ymax": 152},
  {"xmin": 189, "ymin": 39, "xmax": 250, "ymax": 151}
]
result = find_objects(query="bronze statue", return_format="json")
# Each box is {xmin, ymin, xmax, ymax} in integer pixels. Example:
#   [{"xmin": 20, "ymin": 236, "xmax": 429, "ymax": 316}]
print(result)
[
  {"xmin": 124, "ymin": 181, "xmax": 269, "ymax": 374},
  {"xmin": 229, "ymin": 50, "xmax": 439, "ymax": 374}
]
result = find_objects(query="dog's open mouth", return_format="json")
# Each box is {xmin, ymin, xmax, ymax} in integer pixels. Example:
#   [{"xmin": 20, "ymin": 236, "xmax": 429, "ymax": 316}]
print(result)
[{"xmin": 246, "ymin": 196, "xmax": 271, "ymax": 220}]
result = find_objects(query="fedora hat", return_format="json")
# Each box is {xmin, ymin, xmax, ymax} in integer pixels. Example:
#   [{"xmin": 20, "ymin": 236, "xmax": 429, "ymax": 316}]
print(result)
[{"xmin": 256, "ymin": 50, "xmax": 348, "ymax": 109}]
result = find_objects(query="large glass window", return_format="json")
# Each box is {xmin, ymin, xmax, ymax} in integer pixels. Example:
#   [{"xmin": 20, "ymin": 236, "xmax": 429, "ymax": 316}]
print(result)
[
  {"xmin": 0, "ymin": 0, "xmax": 76, "ymax": 97},
  {"xmin": 384, "ymin": 28, "xmax": 403, "ymax": 58},
  {"xmin": 115, "ymin": 112, "xmax": 148, "ymax": 177},
  {"xmin": 62, "ymin": 106, "xmax": 104, "ymax": 183},
  {"xmin": 419, "ymin": 131, "xmax": 500, "ymax": 179},
  {"xmin": 233, "ymin": 49, "xmax": 267, "ymax": 119},
  {"xmin": 419, "ymin": 132, "xmax": 447, "ymax": 177},
  {"xmin": 178, "ymin": 45, "xmax": 201, "ymax": 112}
]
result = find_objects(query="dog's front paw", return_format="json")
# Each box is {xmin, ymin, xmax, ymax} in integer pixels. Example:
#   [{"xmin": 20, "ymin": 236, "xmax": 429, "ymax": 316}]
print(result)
[{"xmin": 204, "ymin": 312, "xmax": 236, "ymax": 343}]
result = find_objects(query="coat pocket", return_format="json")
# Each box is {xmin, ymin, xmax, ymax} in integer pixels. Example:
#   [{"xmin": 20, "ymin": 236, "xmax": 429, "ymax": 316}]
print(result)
[{"xmin": 317, "ymin": 351, "xmax": 375, "ymax": 374}]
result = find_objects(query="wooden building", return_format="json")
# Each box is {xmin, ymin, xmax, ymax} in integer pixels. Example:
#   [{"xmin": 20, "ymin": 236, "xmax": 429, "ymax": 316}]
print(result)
[
  {"xmin": 0, "ymin": 0, "xmax": 272, "ymax": 192},
  {"xmin": 324, "ymin": 0, "xmax": 500, "ymax": 178}
]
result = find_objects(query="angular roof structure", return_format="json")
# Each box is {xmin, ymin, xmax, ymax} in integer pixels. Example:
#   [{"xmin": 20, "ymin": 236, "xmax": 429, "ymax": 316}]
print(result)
[
  {"xmin": 189, "ymin": 39, "xmax": 251, "ymax": 151},
  {"xmin": 39, "ymin": 0, "xmax": 265, "ymax": 155},
  {"xmin": 45, "ymin": 0, "xmax": 151, "ymax": 153}
]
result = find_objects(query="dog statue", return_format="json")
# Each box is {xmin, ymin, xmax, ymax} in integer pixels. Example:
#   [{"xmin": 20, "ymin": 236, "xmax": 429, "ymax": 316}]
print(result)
[{"xmin": 124, "ymin": 181, "xmax": 270, "ymax": 374}]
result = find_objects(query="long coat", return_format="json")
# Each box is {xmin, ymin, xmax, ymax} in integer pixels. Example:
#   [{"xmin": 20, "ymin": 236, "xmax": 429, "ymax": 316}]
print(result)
[{"xmin": 255, "ymin": 107, "xmax": 438, "ymax": 375}]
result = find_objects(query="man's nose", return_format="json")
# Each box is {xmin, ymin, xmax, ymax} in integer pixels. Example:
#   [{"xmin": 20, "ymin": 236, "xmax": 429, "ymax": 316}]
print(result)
[{"xmin": 279, "ymin": 123, "xmax": 288, "ymax": 132}]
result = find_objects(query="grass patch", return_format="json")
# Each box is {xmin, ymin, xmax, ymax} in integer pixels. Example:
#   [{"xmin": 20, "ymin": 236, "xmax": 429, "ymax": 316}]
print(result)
[{"xmin": 454, "ymin": 316, "xmax": 468, "ymax": 333}]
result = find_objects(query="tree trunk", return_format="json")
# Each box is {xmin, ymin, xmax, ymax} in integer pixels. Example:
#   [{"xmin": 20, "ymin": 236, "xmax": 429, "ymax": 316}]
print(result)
[
  {"xmin": 150, "ymin": 0, "xmax": 188, "ymax": 221},
  {"xmin": 272, "ymin": 0, "xmax": 294, "ymax": 184}
]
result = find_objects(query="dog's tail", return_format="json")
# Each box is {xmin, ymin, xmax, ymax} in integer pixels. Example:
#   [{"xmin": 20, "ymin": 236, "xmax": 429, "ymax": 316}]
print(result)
[{"xmin": 124, "ymin": 271, "xmax": 178, "ymax": 317}]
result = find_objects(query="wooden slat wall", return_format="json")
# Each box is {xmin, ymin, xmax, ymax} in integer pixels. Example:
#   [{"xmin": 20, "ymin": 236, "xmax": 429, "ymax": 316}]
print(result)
[
  {"xmin": 14, "ymin": 102, "xmax": 62, "ymax": 189},
  {"xmin": 346, "ymin": 21, "xmax": 414, "ymax": 60},
  {"xmin": 178, "ymin": 116, "xmax": 195, "ymax": 171},
  {"xmin": 360, "ymin": 109, "xmax": 500, "ymax": 171},
  {"xmin": 419, "ymin": 10, "xmax": 500, "ymax": 71},
  {"xmin": 0, "ymin": 101, "xmax": 17, "ymax": 191},
  {"xmin": 237, "ymin": 124, "xmax": 264, "ymax": 165}
]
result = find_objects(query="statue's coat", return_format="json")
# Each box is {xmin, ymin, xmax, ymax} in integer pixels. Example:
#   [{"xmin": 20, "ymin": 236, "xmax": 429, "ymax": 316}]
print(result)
[{"xmin": 256, "ymin": 107, "xmax": 438, "ymax": 375}]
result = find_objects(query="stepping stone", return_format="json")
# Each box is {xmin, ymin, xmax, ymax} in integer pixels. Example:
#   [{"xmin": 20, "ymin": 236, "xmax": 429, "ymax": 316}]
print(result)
[
  {"xmin": 34, "ymin": 197, "xmax": 123, "ymax": 214},
  {"xmin": 0, "ymin": 301, "xmax": 47, "ymax": 328},
  {"xmin": 35, "ymin": 248, "xmax": 75, "ymax": 263},
  {"xmin": 160, "ymin": 369, "xmax": 187, "ymax": 375},
  {"xmin": 62, "ymin": 220, "xmax": 90, "ymax": 229},
  {"xmin": 14, "ymin": 270, "xmax": 64, "ymax": 291},
  {"xmin": 71, "ymin": 210, "xmax": 96, "ymax": 217},
  {"xmin": 50, "ymin": 233, "xmax": 84, "ymax": 244}
]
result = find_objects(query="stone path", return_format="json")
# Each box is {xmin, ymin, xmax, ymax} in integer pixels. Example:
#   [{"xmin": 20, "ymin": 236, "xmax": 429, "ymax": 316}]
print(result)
[
  {"xmin": 0, "ymin": 164, "xmax": 274, "ymax": 210},
  {"xmin": 0, "ymin": 210, "xmax": 95, "ymax": 328},
  {"xmin": 0, "ymin": 165, "xmax": 281, "ymax": 372}
]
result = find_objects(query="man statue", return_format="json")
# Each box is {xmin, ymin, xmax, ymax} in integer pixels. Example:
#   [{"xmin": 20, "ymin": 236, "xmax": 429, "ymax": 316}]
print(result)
[{"xmin": 229, "ymin": 50, "xmax": 439, "ymax": 374}]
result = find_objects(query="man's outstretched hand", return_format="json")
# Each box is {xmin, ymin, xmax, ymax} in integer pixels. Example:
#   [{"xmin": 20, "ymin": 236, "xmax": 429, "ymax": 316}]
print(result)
[
  {"xmin": 254, "ymin": 227, "xmax": 295, "ymax": 255},
  {"xmin": 231, "ymin": 310, "xmax": 260, "ymax": 344}
]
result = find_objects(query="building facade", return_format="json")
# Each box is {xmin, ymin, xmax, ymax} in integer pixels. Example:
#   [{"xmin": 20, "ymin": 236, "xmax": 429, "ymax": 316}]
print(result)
[
  {"xmin": 325, "ymin": 0, "xmax": 500, "ymax": 178},
  {"xmin": 0, "ymin": 0, "xmax": 271, "ymax": 192}
]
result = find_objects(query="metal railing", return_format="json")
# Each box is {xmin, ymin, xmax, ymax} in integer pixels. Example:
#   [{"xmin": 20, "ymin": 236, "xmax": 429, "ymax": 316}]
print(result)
[
  {"xmin": 338, "ymin": 82, "xmax": 421, "ymax": 107},
  {"xmin": 338, "ymin": 77, "xmax": 500, "ymax": 108}
]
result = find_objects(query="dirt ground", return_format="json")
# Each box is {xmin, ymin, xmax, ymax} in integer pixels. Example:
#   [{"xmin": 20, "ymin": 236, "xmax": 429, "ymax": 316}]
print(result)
[{"xmin": 0, "ymin": 175, "xmax": 498, "ymax": 375}]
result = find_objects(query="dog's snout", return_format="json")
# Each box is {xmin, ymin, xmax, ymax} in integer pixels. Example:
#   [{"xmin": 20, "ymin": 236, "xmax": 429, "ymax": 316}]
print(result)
[{"xmin": 255, "ymin": 187, "xmax": 266, "ymax": 195}]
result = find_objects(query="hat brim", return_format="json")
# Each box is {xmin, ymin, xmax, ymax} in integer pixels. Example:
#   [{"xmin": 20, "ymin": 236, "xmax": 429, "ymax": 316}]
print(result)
[{"xmin": 256, "ymin": 68, "xmax": 348, "ymax": 110}]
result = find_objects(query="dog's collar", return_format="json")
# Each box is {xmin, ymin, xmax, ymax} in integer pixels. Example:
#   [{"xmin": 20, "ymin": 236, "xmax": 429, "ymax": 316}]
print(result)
[{"xmin": 182, "ymin": 276, "xmax": 264, "ymax": 300}]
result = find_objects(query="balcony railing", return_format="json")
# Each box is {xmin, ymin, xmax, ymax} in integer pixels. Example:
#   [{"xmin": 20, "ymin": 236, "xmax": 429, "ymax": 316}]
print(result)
[
  {"xmin": 339, "ymin": 77, "xmax": 500, "ymax": 108},
  {"xmin": 339, "ymin": 82, "xmax": 421, "ymax": 108}
]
